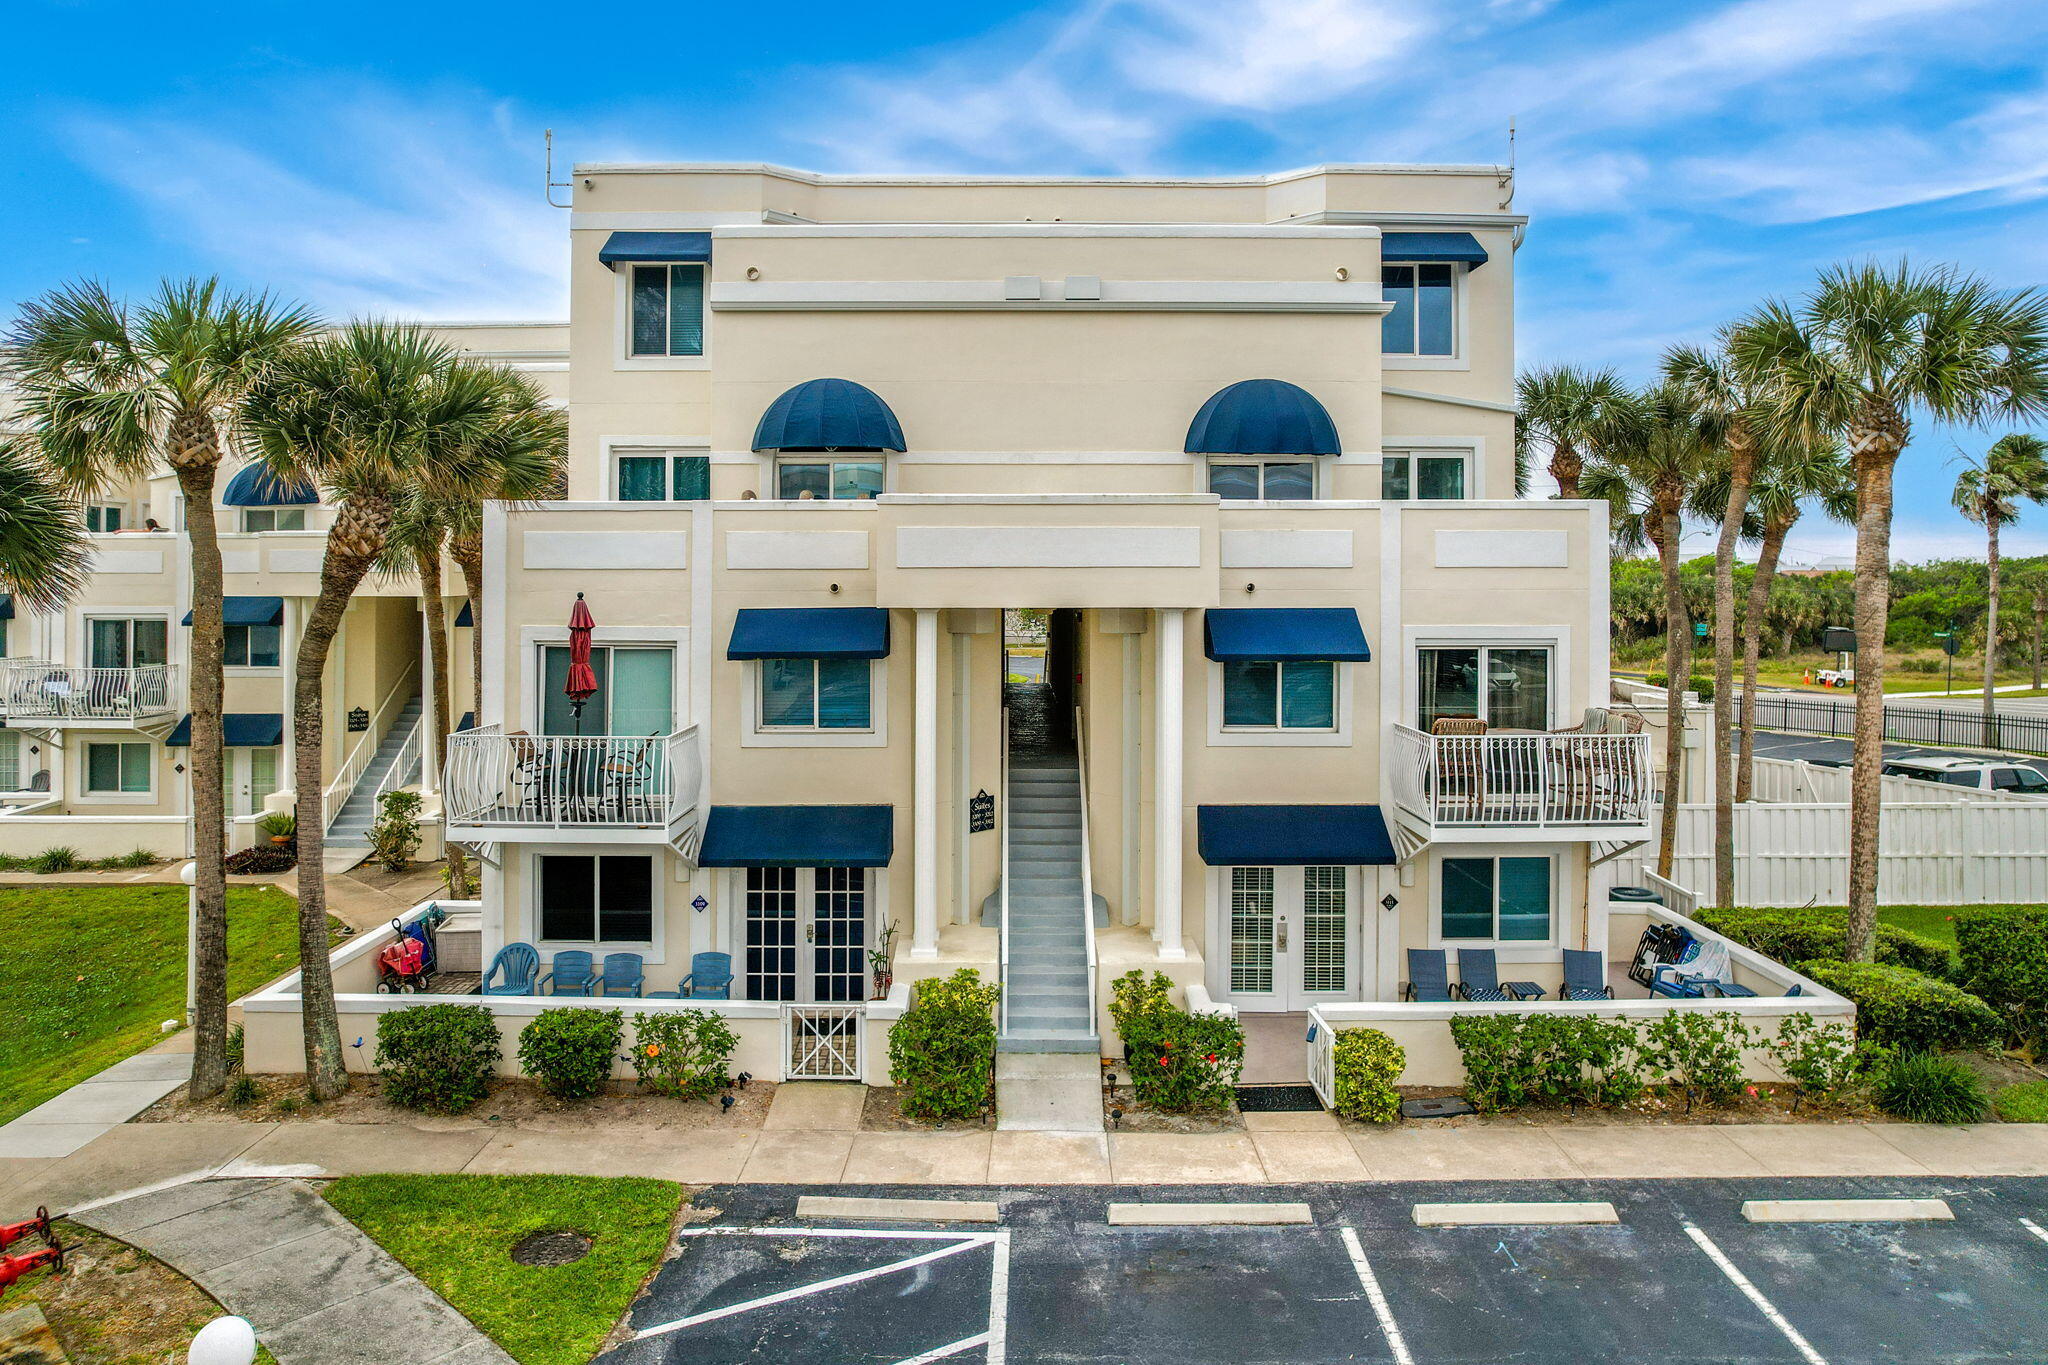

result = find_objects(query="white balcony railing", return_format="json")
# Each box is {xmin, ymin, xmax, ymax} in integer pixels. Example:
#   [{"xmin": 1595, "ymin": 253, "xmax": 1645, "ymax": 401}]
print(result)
[
  {"xmin": 443, "ymin": 725, "xmax": 702, "ymax": 832},
  {"xmin": 1387, "ymin": 723, "xmax": 1653, "ymax": 831},
  {"xmin": 0, "ymin": 661, "xmax": 176, "ymax": 723}
]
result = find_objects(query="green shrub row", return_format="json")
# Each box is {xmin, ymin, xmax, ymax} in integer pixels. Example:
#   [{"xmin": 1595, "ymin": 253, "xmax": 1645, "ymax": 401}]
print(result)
[
  {"xmin": 888, "ymin": 969, "xmax": 999, "ymax": 1121},
  {"xmin": 0, "ymin": 846, "xmax": 160, "ymax": 874},
  {"xmin": 1109, "ymin": 971, "xmax": 1245, "ymax": 1113},
  {"xmin": 1953, "ymin": 906, "xmax": 2048, "ymax": 1056},
  {"xmin": 1796, "ymin": 960, "xmax": 2003, "ymax": 1055},
  {"xmin": 1644, "ymin": 672, "xmax": 1714, "ymax": 699},
  {"xmin": 1330, "ymin": 1028, "xmax": 1404, "ymax": 1124},
  {"xmin": 1448, "ymin": 1014, "xmax": 1650, "ymax": 1112},
  {"xmin": 1693, "ymin": 906, "xmax": 1954, "ymax": 979}
]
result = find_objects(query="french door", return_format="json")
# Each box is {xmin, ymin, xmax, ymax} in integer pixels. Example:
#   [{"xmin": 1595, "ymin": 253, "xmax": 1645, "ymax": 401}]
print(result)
[
  {"xmin": 743, "ymin": 867, "xmax": 869, "ymax": 1002},
  {"xmin": 1226, "ymin": 864, "xmax": 1357, "ymax": 1011},
  {"xmin": 222, "ymin": 747, "xmax": 280, "ymax": 818}
]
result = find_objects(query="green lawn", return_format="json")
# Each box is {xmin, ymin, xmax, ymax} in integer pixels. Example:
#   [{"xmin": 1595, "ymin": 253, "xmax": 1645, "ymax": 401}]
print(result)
[
  {"xmin": 0, "ymin": 884, "xmax": 312, "ymax": 1123},
  {"xmin": 324, "ymin": 1175, "xmax": 684, "ymax": 1365},
  {"xmin": 1994, "ymin": 1081, "xmax": 2048, "ymax": 1123},
  {"xmin": 1874, "ymin": 905, "xmax": 1964, "ymax": 949}
]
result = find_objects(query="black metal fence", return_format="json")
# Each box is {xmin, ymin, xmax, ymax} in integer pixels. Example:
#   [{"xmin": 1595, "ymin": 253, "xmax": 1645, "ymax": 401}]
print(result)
[{"xmin": 1746, "ymin": 692, "xmax": 2048, "ymax": 757}]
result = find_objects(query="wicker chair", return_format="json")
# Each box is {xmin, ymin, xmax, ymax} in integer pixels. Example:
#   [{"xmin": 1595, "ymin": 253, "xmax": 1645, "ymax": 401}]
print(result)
[{"xmin": 1428, "ymin": 716, "xmax": 1488, "ymax": 819}]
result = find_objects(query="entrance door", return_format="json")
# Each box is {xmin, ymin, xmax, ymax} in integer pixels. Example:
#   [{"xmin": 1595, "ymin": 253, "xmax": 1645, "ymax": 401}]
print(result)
[
  {"xmin": 1226, "ymin": 865, "xmax": 1357, "ymax": 1011},
  {"xmin": 743, "ymin": 866, "xmax": 869, "ymax": 1002}
]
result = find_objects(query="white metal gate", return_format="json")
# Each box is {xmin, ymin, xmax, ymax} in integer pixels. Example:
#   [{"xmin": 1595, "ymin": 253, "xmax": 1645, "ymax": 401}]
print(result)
[
  {"xmin": 781, "ymin": 1004, "xmax": 865, "ymax": 1081},
  {"xmin": 1304, "ymin": 1006, "xmax": 1335, "ymax": 1108}
]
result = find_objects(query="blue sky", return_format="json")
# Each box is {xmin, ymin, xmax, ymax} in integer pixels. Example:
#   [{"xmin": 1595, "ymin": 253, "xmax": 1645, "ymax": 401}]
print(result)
[{"xmin": 8, "ymin": 0, "xmax": 2048, "ymax": 562}]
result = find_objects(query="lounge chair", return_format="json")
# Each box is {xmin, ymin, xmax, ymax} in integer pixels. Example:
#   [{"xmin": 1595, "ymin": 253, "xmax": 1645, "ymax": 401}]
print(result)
[
  {"xmin": 1456, "ymin": 948, "xmax": 1513, "ymax": 1002},
  {"xmin": 481, "ymin": 942, "xmax": 540, "ymax": 996},
  {"xmin": 1561, "ymin": 949, "xmax": 1614, "ymax": 1000},
  {"xmin": 600, "ymin": 952, "xmax": 645, "ymax": 997},
  {"xmin": 1650, "ymin": 938, "xmax": 1757, "ymax": 998},
  {"xmin": 540, "ymin": 950, "xmax": 596, "ymax": 996},
  {"xmin": 1403, "ymin": 948, "xmax": 1453, "ymax": 1002}
]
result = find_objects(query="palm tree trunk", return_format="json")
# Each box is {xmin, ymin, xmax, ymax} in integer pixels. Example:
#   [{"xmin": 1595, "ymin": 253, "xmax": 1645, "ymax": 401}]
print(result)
[
  {"xmin": 1655, "ymin": 502, "xmax": 1690, "ymax": 878},
  {"xmin": 1983, "ymin": 521, "xmax": 2000, "ymax": 747},
  {"xmin": 1709, "ymin": 437, "xmax": 1756, "ymax": 907},
  {"xmin": 416, "ymin": 543, "xmax": 466, "ymax": 894},
  {"xmin": 1550, "ymin": 441, "xmax": 1582, "ymax": 501},
  {"xmin": 169, "ymin": 441, "xmax": 230, "ymax": 1103},
  {"xmin": 1737, "ymin": 515, "xmax": 1793, "ymax": 802},
  {"xmin": 1846, "ymin": 437, "xmax": 1901, "ymax": 963}
]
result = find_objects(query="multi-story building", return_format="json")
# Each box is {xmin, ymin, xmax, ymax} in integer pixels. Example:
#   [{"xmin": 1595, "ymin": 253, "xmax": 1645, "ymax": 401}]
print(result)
[{"xmin": 429, "ymin": 160, "xmax": 1658, "ymax": 1056}]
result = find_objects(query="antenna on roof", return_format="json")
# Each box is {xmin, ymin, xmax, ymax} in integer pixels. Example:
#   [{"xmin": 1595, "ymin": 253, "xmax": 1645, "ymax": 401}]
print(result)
[
  {"xmin": 1498, "ymin": 119, "xmax": 1516, "ymax": 210},
  {"xmin": 545, "ymin": 130, "xmax": 574, "ymax": 210}
]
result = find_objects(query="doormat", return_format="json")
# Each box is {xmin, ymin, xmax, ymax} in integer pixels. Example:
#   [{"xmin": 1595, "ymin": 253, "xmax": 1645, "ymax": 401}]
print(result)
[
  {"xmin": 1234, "ymin": 1084, "xmax": 1324, "ymax": 1113},
  {"xmin": 1400, "ymin": 1096, "xmax": 1477, "ymax": 1120}
]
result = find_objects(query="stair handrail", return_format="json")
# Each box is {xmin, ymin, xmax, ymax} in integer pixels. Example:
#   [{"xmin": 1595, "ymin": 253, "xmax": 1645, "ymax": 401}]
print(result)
[
  {"xmin": 323, "ymin": 660, "xmax": 421, "ymax": 825},
  {"xmin": 1073, "ymin": 703, "xmax": 1098, "ymax": 1044},
  {"xmin": 998, "ymin": 704, "xmax": 1011, "ymax": 1035},
  {"xmin": 371, "ymin": 712, "xmax": 426, "ymax": 804}
]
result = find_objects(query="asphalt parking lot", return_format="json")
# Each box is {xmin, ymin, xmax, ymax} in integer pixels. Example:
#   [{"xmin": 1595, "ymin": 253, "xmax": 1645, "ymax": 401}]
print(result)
[
  {"xmin": 1746, "ymin": 728, "xmax": 2048, "ymax": 779},
  {"xmin": 598, "ymin": 1178, "xmax": 2048, "ymax": 1365}
]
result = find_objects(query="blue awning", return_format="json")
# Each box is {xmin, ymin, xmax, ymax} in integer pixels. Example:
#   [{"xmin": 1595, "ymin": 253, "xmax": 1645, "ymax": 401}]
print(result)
[
  {"xmin": 1186, "ymin": 379, "xmax": 1340, "ymax": 457},
  {"xmin": 166, "ymin": 713, "xmax": 286, "ymax": 748},
  {"xmin": 182, "ymin": 596, "xmax": 284, "ymax": 627},
  {"xmin": 1203, "ymin": 608, "xmax": 1370, "ymax": 662},
  {"xmin": 1198, "ymin": 805, "xmax": 1397, "ymax": 866},
  {"xmin": 698, "ymin": 805, "xmax": 895, "ymax": 868},
  {"xmin": 728, "ymin": 607, "xmax": 891, "ymax": 660},
  {"xmin": 220, "ymin": 464, "xmax": 318, "ymax": 507},
  {"xmin": 454, "ymin": 600, "xmax": 474, "ymax": 628},
  {"xmin": 0, "ymin": 595, "xmax": 12, "ymax": 621},
  {"xmin": 457, "ymin": 712, "xmax": 475, "ymax": 733},
  {"xmin": 752, "ymin": 378, "xmax": 906, "ymax": 452},
  {"xmin": 1382, "ymin": 231, "xmax": 1488, "ymax": 269},
  {"xmin": 599, "ymin": 231, "xmax": 712, "ymax": 269}
]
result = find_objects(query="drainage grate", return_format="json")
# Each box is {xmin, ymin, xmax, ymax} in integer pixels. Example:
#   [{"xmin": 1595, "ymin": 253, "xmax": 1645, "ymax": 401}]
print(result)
[{"xmin": 1234, "ymin": 1084, "xmax": 1324, "ymax": 1113}]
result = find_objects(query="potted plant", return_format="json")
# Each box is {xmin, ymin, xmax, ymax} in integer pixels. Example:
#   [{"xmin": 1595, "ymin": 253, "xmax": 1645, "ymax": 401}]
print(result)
[
  {"xmin": 258, "ymin": 811, "xmax": 296, "ymax": 847},
  {"xmin": 869, "ymin": 921, "xmax": 899, "ymax": 999}
]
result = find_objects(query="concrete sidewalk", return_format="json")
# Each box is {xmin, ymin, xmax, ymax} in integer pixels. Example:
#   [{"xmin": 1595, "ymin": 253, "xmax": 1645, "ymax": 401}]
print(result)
[
  {"xmin": 72, "ymin": 1177, "xmax": 513, "ymax": 1365},
  {"xmin": 0, "ymin": 1050, "xmax": 191, "ymax": 1159}
]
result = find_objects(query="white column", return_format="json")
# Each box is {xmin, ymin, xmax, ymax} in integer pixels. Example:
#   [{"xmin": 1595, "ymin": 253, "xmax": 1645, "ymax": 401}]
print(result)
[
  {"xmin": 1152, "ymin": 607, "xmax": 1186, "ymax": 960},
  {"xmin": 911, "ymin": 608, "xmax": 941, "ymax": 959},
  {"xmin": 420, "ymin": 607, "xmax": 441, "ymax": 791}
]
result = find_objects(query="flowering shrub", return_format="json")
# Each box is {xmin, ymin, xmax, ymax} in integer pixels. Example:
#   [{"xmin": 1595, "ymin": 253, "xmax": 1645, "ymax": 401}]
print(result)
[
  {"xmin": 1448, "ymin": 1014, "xmax": 1647, "ymax": 1113},
  {"xmin": 1768, "ymin": 1012, "xmax": 1880, "ymax": 1112},
  {"xmin": 629, "ymin": 1009, "xmax": 739, "ymax": 1100},
  {"xmin": 1109, "ymin": 970, "xmax": 1244, "ymax": 1112}
]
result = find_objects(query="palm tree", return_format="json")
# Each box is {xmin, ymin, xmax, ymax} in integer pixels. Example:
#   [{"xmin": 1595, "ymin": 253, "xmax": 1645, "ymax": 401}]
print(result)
[
  {"xmin": 3, "ymin": 279, "xmax": 317, "ymax": 1101},
  {"xmin": 1584, "ymin": 384, "xmax": 1720, "ymax": 876},
  {"xmin": 0, "ymin": 439, "xmax": 90, "ymax": 611},
  {"xmin": 1735, "ymin": 261, "xmax": 2048, "ymax": 960},
  {"xmin": 1517, "ymin": 365, "xmax": 1629, "ymax": 499},
  {"xmin": 1954, "ymin": 434, "xmax": 2048, "ymax": 743},
  {"xmin": 244, "ymin": 324, "xmax": 562, "ymax": 1098}
]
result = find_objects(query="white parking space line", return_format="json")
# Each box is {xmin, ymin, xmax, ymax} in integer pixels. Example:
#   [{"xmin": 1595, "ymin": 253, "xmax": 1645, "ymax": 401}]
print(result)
[
  {"xmin": 2023, "ymin": 1218, "xmax": 2048, "ymax": 1248},
  {"xmin": 987, "ymin": 1229, "xmax": 1010, "ymax": 1365},
  {"xmin": 889, "ymin": 1333, "xmax": 990, "ymax": 1365},
  {"xmin": 1684, "ymin": 1223, "xmax": 1828, "ymax": 1365},
  {"xmin": 1340, "ymin": 1226, "xmax": 1415, "ymax": 1365}
]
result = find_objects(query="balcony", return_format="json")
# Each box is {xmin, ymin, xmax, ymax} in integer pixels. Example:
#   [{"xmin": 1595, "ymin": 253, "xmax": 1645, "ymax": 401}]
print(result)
[
  {"xmin": 443, "ymin": 726, "xmax": 703, "ymax": 848},
  {"xmin": 0, "ymin": 662, "xmax": 177, "ymax": 727},
  {"xmin": 1386, "ymin": 722, "xmax": 1654, "ymax": 845}
]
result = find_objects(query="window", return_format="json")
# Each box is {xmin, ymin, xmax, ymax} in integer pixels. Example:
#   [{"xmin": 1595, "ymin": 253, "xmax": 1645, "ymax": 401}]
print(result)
[
  {"xmin": 84, "ymin": 741, "xmax": 151, "ymax": 795},
  {"xmin": 223, "ymin": 623, "xmax": 281, "ymax": 668},
  {"xmin": 84, "ymin": 505, "xmax": 123, "ymax": 533},
  {"xmin": 540, "ymin": 645, "xmax": 674, "ymax": 736},
  {"xmin": 240, "ymin": 508, "xmax": 307, "ymax": 533},
  {"xmin": 537, "ymin": 854, "xmax": 654, "ymax": 942},
  {"xmin": 1382, "ymin": 263, "xmax": 1456, "ymax": 356},
  {"xmin": 1441, "ymin": 855, "xmax": 1552, "ymax": 942},
  {"xmin": 0, "ymin": 731, "xmax": 18, "ymax": 790},
  {"xmin": 1994, "ymin": 767, "xmax": 2048, "ymax": 793},
  {"xmin": 1222, "ymin": 660, "xmax": 1335, "ymax": 730},
  {"xmin": 616, "ymin": 449, "xmax": 710, "ymax": 502},
  {"xmin": 746, "ymin": 866, "xmax": 869, "ymax": 1002},
  {"xmin": 759, "ymin": 658, "xmax": 872, "ymax": 730},
  {"xmin": 1417, "ymin": 645, "xmax": 1550, "ymax": 730},
  {"xmin": 1381, "ymin": 452, "xmax": 1467, "ymax": 500},
  {"xmin": 87, "ymin": 618, "xmax": 168, "ymax": 670},
  {"xmin": 1208, "ymin": 460, "xmax": 1314, "ymax": 500},
  {"xmin": 776, "ymin": 459, "xmax": 883, "ymax": 500},
  {"xmin": 629, "ymin": 263, "xmax": 705, "ymax": 358}
]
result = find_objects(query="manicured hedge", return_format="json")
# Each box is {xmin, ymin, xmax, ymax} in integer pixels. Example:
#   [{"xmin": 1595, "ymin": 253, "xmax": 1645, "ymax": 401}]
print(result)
[
  {"xmin": 1953, "ymin": 906, "xmax": 2048, "ymax": 1054},
  {"xmin": 1695, "ymin": 907, "xmax": 1954, "ymax": 979},
  {"xmin": 1331, "ymin": 1028, "xmax": 1405, "ymax": 1124},
  {"xmin": 374, "ymin": 1003, "xmax": 501, "ymax": 1114},
  {"xmin": 1795, "ymin": 960, "xmax": 2002, "ymax": 1054},
  {"xmin": 517, "ymin": 1007, "xmax": 624, "ymax": 1100},
  {"xmin": 888, "ymin": 969, "xmax": 999, "ymax": 1121}
]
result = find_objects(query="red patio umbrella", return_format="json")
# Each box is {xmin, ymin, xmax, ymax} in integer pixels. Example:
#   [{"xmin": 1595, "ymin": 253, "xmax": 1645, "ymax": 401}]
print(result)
[{"xmin": 565, "ymin": 592, "xmax": 598, "ymax": 732}]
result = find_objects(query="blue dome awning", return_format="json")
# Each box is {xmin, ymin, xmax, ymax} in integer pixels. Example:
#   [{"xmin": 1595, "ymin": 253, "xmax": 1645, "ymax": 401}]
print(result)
[
  {"xmin": 1185, "ymin": 379, "xmax": 1341, "ymax": 457},
  {"xmin": 166, "ymin": 713, "xmax": 285, "ymax": 748},
  {"xmin": 1197, "ymin": 805, "xmax": 1396, "ymax": 866},
  {"xmin": 221, "ymin": 464, "xmax": 318, "ymax": 508},
  {"xmin": 752, "ymin": 379, "xmax": 906, "ymax": 453}
]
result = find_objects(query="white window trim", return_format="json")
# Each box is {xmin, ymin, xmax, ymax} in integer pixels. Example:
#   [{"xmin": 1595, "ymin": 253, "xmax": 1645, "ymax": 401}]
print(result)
[
  {"xmin": 1379, "ymin": 443, "xmax": 1481, "ymax": 501},
  {"xmin": 771, "ymin": 456, "xmax": 890, "ymax": 501},
  {"xmin": 516, "ymin": 626, "xmax": 689, "ymax": 735},
  {"xmin": 1427, "ymin": 847, "xmax": 1562, "ymax": 956},
  {"xmin": 526, "ymin": 846, "xmax": 667, "ymax": 962},
  {"xmin": 0, "ymin": 730, "xmax": 22, "ymax": 793},
  {"xmin": 76, "ymin": 739, "xmax": 156, "ymax": 803},
  {"xmin": 604, "ymin": 439, "xmax": 714, "ymax": 502},
  {"xmin": 1402, "ymin": 625, "xmax": 1572, "ymax": 733},
  {"xmin": 79, "ymin": 612, "xmax": 172, "ymax": 670},
  {"xmin": 1206, "ymin": 657, "xmax": 1353, "ymax": 748},
  {"xmin": 741, "ymin": 657, "xmax": 889, "ymax": 749},
  {"xmin": 1207, "ymin": 863, "xmax": 1365, "ymax": 1006},
  {"xmin": 222, "ymin": 622, "xmax": 284, "ymax": 675},
  {"xmin": 1202, "ymin": 457, "xmax": 1323, "ymax": 502},
  {"xmin": 1380, "ymin": 260, "xmax": 1471, "ymax": 372},
  {"xmin": 723, "ymin": 864, "xmax": 888, "ymax": 1003},
  {"xmin": 612, "ymin": 262, "xmax": 711, "ymax": 372},
  {"xmin": 238, "ymin": 508, "xmax": 310, "ymax": 534}
]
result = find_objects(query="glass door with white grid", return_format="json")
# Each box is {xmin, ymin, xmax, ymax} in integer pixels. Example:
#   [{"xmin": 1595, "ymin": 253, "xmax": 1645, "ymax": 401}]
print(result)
[
  {"xmin": 742, "ymin": 866, "xmax": 870, "ymax": 1003},
  {"xmin": 1225, "ymin": 865, "xmax": 1357, "ymax": 1010}
]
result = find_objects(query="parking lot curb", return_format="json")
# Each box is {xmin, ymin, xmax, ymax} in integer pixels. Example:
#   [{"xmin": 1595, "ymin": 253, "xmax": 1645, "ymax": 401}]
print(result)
[
  {"xmin": 1412, "ymin": 1201, "xmax": 1620, "ymax": 1226},
  {"xmin": 1741, "ymin": 1197, "xmax": 1955, "ymax": 1223},
  {"xmin": 1106, "ymin": 1202, "xmax": 1314, "ymax": 1226},
  {"xmin": 796, "ymin": 1195, "xmax": 1002, "ymax": 1223}
]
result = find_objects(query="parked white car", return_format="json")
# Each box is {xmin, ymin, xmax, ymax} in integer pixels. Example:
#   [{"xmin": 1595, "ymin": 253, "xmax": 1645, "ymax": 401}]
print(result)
[{"xmin": 1881, "ymin": 755, "xmax": 2048, "ymax": 795}]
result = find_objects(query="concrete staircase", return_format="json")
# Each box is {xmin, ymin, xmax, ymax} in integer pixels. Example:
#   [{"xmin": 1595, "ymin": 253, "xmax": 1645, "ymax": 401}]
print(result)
[{"xmin": 326, "ymin": 694, "xmax": 423, "ymax": 848}]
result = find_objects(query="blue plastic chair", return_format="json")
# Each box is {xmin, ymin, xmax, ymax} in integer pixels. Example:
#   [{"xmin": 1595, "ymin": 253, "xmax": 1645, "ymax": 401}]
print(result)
[
  {"xmin": 1402, "ymin": 948, "xmax": 1452, "ymax": 1002},
  {"xmin": 540, "ymin": 950, "xmax": 596, "ymax": 996},
  {"xmin": 481, "ymin": 942, "xmax": 540, "ymax": 996},
  {"xmin": 678, "ymin": 952, "xmax": 733, "ymax": 1000},
  {"xmin": 1562, "ymin": 949, "xmax": 1615, "ymax": 1000},
  {"xmin": 1455, "ymin": 948, "xmax": 1512, "ymax": 1002},
  {"xmin": 600, "ymin": 952, "xmax": 645, "ymax": 997}
]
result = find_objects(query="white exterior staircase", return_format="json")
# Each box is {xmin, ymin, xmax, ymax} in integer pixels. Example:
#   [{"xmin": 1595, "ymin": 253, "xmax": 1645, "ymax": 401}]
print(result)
[{"xmin": 326, "ymin": 693, "xmax": 423, "ymax": 847}]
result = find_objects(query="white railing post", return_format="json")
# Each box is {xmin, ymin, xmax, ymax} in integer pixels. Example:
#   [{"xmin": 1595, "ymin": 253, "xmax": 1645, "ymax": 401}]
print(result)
[
  {"xmin": 998, "ymin": 706, "xmax": 1011, "ymax": 1035},
  {"xmin": 1074, "ymin": 704, "xmax": 1098, "ymax": 1043}
]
